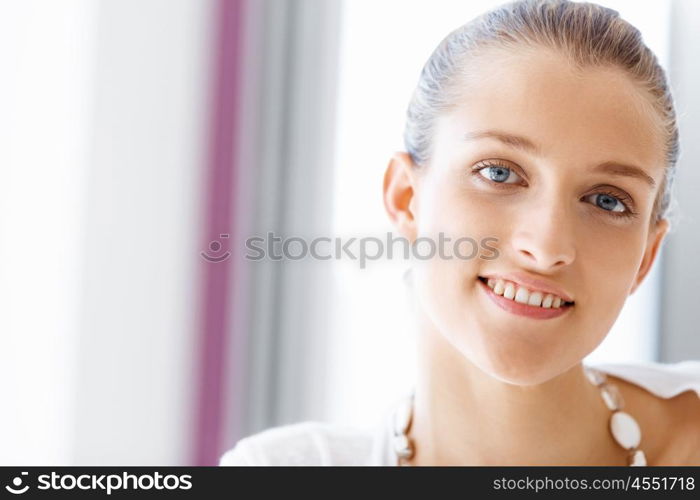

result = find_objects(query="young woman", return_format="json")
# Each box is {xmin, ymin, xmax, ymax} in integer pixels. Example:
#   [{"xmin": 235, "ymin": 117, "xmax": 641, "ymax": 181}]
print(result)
[{"xmin": 221, "ymin": 0, "xmax": 700, "ymax": 466}]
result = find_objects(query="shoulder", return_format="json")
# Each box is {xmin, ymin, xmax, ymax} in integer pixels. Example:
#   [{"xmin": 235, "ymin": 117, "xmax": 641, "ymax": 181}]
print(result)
[
  {"xmin": 593, "ymin": 360, "xmax": 700, "ymax": 464},
  {"xmin": 649, "ymin": 382, "xmax": 700, "ymax": 464},
  {"xmin": 670, "ymin": 387, "xmax": 700, "ymax": 459},
  {"xmin": 659, "ymin": 363, "xmax": 700, "ymax": 464},
  {"xmin": 219, "ymin": 421, "xmax": 376, "ymax": 466}
]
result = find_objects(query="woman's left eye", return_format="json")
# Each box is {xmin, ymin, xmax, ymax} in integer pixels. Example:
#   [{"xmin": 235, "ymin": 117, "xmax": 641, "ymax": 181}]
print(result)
[
  {"xmin": 583, "ymin": 193, "xmax": 627, "ymax": 213},
  {"xmin": 476, "ymin": 165, "xmax": 522, "ymax": 184}
]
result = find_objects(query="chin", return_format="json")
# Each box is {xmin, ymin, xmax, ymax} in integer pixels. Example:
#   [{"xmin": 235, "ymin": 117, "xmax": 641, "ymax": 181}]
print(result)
[{"xmin": 469, "ymin": 341, "xmax": 569, "ymax": 386}]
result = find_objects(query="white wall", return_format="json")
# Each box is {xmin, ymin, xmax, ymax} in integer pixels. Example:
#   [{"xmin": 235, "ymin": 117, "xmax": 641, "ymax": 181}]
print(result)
[
  {"xmin": 0, "ymin": 0, "xmax": 96, "ymax": 464},
  {"xmin": 0, "ymin": 0, "xmax": 213, "ymax": 465},
  {"xmin": 72, "ymin": 0, "xmax": 212, "ymax": 465}
]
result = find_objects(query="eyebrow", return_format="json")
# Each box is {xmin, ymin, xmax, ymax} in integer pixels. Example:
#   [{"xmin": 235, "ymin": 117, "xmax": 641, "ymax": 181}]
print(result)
[
  {"xmin": 463, "ymin": 129, "xmax": 656, "ymax": 189},
  {"xmin": 464, "ymin": 130, "xmax": 541, "ymax": 155},
  {"xmin": 591, "ymin": 161, "xmax": 656, "ymax": 189}
]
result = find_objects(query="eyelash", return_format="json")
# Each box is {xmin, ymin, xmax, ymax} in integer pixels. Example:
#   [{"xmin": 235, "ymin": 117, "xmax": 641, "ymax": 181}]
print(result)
[{"xmin": 472, "ymin": 161, "xmax": 639, "ymax": 220}]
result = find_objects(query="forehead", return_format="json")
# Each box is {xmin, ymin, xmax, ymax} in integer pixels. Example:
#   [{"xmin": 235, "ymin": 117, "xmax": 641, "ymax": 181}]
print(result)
[{"xmin": 438, "ymin": 47, "xmax": 665, "ymax": 172}]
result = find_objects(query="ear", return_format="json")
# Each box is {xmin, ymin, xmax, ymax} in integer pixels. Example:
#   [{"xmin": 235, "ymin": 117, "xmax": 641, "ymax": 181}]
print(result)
[
  {"xmin": 629, "ymin": 218, "xmax": 669, "ymax": 295},
  {"xmin": 383, "ymin": 152, "xmax": 420, "ymax": 243}
]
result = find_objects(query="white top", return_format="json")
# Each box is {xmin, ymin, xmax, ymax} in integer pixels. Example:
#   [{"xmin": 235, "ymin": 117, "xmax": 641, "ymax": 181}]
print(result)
[{"xmin": 219, "ymin": 360, "xmax": 700, "ymax": 466}]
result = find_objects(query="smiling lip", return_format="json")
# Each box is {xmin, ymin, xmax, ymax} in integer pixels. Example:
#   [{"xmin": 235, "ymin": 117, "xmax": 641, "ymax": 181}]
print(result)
[
  {"xmin": 480, "ymin": 271, "xmax": 575, "ymax": 303},
  {"xmin": 477, "ymin": 277, "xmax": 573, "ymax": 320}
]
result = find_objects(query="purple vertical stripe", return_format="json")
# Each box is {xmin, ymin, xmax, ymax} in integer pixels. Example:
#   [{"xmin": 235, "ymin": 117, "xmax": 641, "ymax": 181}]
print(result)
[{"xmin": 193, "ymin": 0, "xmax": 245, "ymax": 466}]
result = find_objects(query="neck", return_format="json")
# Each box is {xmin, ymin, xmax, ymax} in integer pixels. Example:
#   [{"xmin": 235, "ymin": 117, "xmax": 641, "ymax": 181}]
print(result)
[{"xmin": 407, "ymin": 310, "xmax": 626, "ymax": 466}]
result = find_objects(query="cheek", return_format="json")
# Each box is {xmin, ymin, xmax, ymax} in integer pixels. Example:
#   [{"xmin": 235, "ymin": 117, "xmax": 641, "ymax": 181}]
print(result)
[
  {"xmin": 414, "ymin": 181, "xmax": 510, "ymax": 311},
  {"xmin": 417, "ymin": 180, "xmax": 498, "ymax": 249},
  {"xmin": 569, "ymin": 229, "xmax": 645, "ymax": 351},
  {"xmin": 577, "ymin": 228, "xmax": 645, "ymax": 301},
  {"xmin": 576, "ymin": 240, "xmax": 645, "ymax": 345},
  {"xmin": 412, "ymin": 183, "xmax": 499, "ymax": 342}
]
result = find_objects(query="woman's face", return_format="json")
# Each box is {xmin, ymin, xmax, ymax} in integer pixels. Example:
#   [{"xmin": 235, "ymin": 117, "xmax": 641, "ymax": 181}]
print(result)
[{"xmin": 394, "ymin": 48, "xmax": 669, "ymax": 385}]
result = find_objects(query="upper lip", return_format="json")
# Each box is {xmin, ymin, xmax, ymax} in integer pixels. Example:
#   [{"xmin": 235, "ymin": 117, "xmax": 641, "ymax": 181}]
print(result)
[{"xmin": 480, "ymin": 271, "xmax": 575, "ymax": 303}]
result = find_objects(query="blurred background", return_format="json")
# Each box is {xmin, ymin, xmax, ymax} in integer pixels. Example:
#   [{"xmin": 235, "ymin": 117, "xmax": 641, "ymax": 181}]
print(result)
[{"xmin": 1, "ymin": 0, "xmax": 698, "ymax": 465}]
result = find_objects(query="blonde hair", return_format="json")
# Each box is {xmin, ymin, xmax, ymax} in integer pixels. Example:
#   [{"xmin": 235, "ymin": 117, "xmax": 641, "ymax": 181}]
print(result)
[{"xmin": 403, "ymin": 0, "xmax": 679, "ymax": 226}]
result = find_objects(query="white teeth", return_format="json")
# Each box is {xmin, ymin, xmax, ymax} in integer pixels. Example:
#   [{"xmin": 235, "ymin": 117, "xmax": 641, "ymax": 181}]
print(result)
[
  {"xmin": 527, "ymin": 291, "xmax": 543, "ymax": 307},
  {"xmin": 483, "ymin": 277, "xmax": 569, "ymax": 309},
  {"xmin": 514, "ymin": 287, "xmax": 529, "ymax": 304},
  {"xmin": 542, "ymin": 294, "xmax": 553, "ymax": 308}
]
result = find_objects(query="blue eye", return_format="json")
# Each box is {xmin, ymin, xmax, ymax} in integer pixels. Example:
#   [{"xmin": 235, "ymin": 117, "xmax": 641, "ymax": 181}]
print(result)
[
  {"xmin": 590, "ymin": 193, "xmax": 624, "ymax": 212},
  {"xmin": 477, "ymin": 165, "xmax": 522, "ymax": 184},
  {"xmin": 583, "ymin": 192, "xmax": 634, "ymax": 217}
]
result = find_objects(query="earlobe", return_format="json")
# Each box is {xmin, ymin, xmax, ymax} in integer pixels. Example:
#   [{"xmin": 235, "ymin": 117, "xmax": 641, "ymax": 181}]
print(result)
[
  {"xmin": 629, "ymin": 218, "xmax": 669, "ymax": 295},
  {"xmin": 383, "ymin": 152, "xmax": 418, "ymax": 242}
]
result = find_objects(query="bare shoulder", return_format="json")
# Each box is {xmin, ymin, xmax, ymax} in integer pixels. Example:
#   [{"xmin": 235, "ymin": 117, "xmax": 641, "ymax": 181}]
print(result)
[
  {"xmin": 659, "ymin": 389, "xmax": 700, "ymax": 465},
  {"xmin": 610, "ymin": 374, "xmax": 700, "ymax": 465}
]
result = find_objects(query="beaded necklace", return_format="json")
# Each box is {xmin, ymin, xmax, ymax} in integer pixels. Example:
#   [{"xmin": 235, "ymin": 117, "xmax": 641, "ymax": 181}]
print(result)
[{"xmin": 392, "ymin": 366, "xmax": 646, "ymax": 466}]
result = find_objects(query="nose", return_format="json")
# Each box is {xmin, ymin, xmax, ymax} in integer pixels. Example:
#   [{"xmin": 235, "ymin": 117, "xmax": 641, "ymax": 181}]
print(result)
[{"xmin": 510, "ymin": 199, "xmax": 576, "ymax": 271}]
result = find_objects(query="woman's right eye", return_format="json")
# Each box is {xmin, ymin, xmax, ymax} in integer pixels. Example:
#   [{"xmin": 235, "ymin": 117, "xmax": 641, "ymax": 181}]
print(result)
[{"xmin": 476, "ymin": 164, "xmax": 523, "ymax": 184}]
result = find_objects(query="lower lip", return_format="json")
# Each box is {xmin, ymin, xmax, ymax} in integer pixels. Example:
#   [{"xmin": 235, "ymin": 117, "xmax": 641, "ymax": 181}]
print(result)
[{"xmin": 478, "ymin": 278, "xmax": 573, "ymax": 320}]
